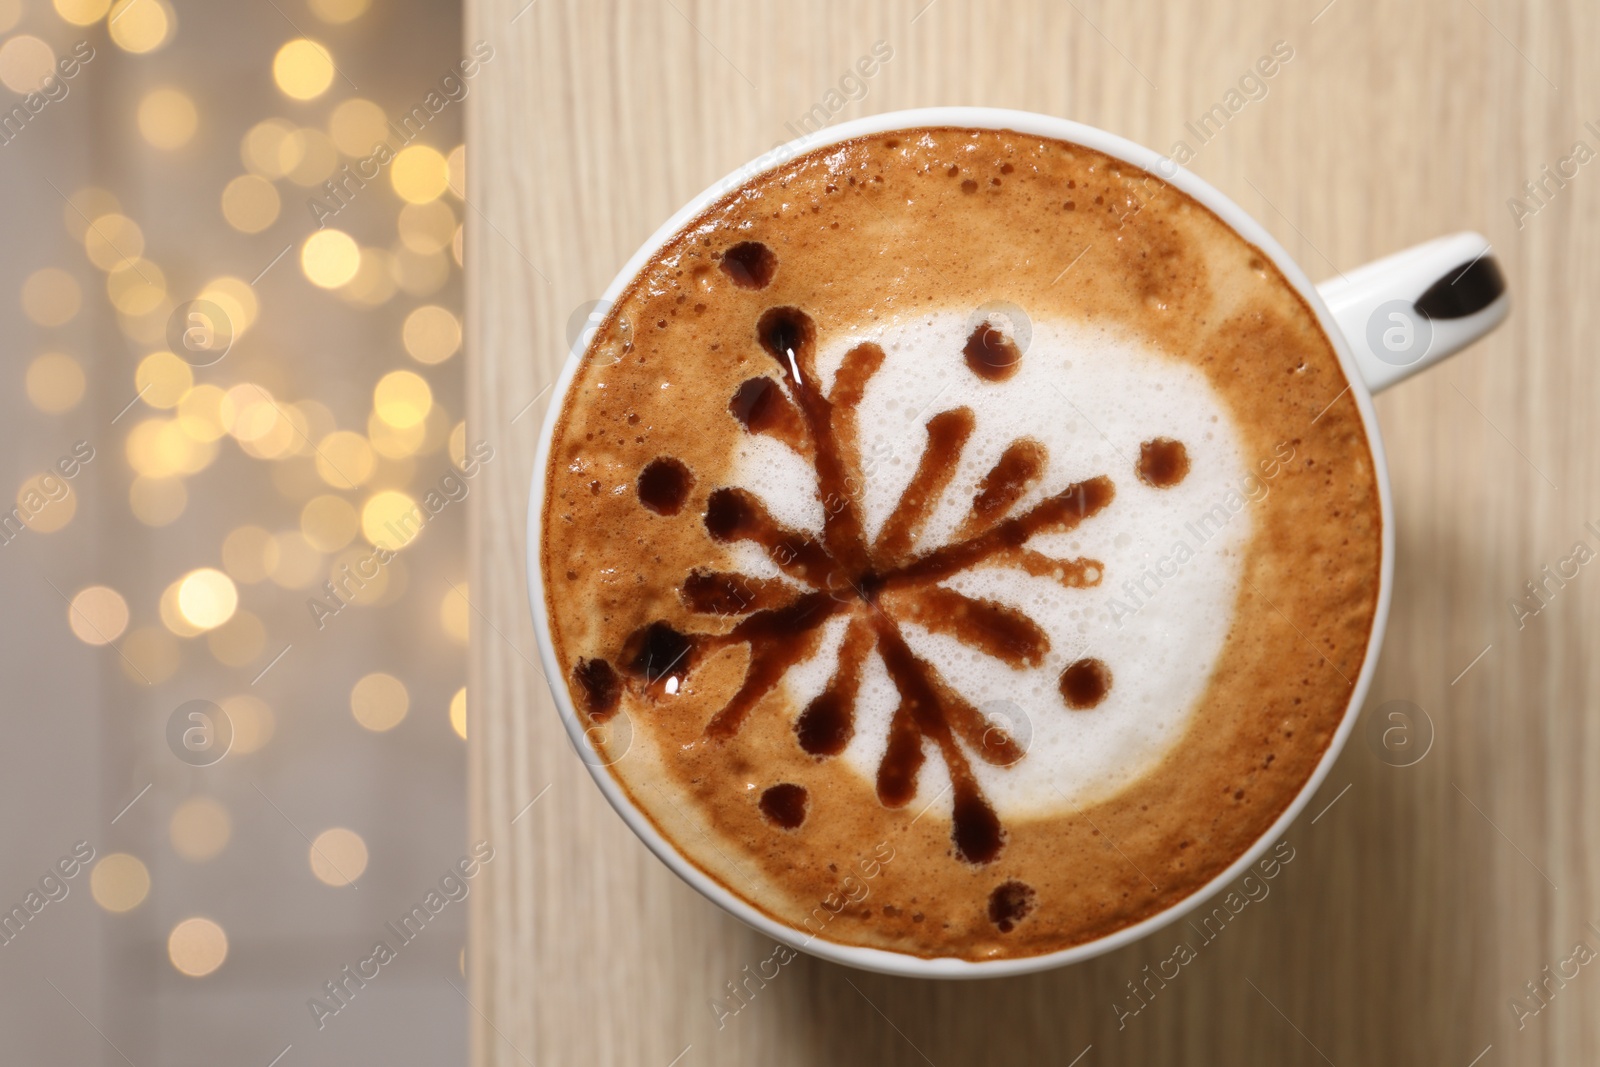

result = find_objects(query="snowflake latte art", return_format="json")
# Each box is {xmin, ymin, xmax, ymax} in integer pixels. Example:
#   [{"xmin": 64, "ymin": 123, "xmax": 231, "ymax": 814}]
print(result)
[{"xmin": 540, "ymin": 129, "xmax": 1382, "ymax": 960}]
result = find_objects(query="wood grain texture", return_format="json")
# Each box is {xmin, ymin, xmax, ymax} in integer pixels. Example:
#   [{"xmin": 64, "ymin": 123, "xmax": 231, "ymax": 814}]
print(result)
[{"xmin": 467, "ymin": 2, "xmax": 1599, "ymax": 1063}]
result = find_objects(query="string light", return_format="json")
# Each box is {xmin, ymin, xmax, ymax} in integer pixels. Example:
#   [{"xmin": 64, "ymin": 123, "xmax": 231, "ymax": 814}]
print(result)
[
  {"xmin": 25, "ymin": 354, "xmax": 86, "ymax": 413},
  {"xmin": 308, "ymin": 0, "xmax": 370, "ymax": 23},
  {"xmin": 449, "ymin": 688, "xmax": 467, "ymax": 739},
  {"xmin": 68, "ymin": 585, "xmax": 130, "ymax": 646},
  {"xmin": 328, "ymin": 97, "xmax": 387, "ymax": 156},
  {"xmin": 223, "ymin": 694, "xmax": 276, "ymax": 754},
  {"xmin": 52, "ymin": 0, "xmax": 112, "ymax": 25},
  {"xmin": 309, "ymin": 828, "xmax": 368, "ymax": 887},
  {"xmin": 167, "ymin": 918, "xmax": 228, "ymax": 977},
  {"xmin": 361, "ymin": 490, "xmax": 419, "ymax": 549},
  {"xmin": 221, "ymin": 174, "xmax": 281, "ymax": 233},
  {"xmin": 350, "ymin": 672, "xmax": 408, "ymax": 731},
  {"xmin": 134, "ymin": 351, "xmax": 193, "ymax": 408},
  {"xmin": 176, "ymin": 568, "xmax": 238, "ymax": 631},
  {"xmin": 373, "ymin": 370, "xmax": 432, "ymax": 428},
  {"xmin": 137, "ymin": 88, "xmax": 198, "ymax": 149},
  {"xmin": 0, "ymin": 35, "xmax": 53, "ymax": 94},
  {"xmin": 129, "ymin": 476, "xmax": 188, "ymax": 527},
  {"xmin": 402, "ymin": 305, "xmax": 461, "ymax": 364},
  {"xmin": 108, "ymin": 0, "xmax": 175, "ymax": 54},
  {"xmin": 91, "ymin": 854, "xmax": 151, "ymax": 913},
  {"xmin": 272, "ymin": 38, "xmax": 335, "ymax": 101},
  {"xmin": 440, "ymin": 585, "xmax": 468, "ymax": 643},
  {"xmin": 391, "ymin": 144, "xmax": 448, "ymax": 204},
  {"xmin": 20, "ymin": 268, "xmax": 81, "ymax": 326},
  {"xmin": 170, "ymin": 797, "xmax": 232, "ymax": 863},
  {"xmin": 301, "ymin": 229, "xmax": 360, "ymax": 288}
]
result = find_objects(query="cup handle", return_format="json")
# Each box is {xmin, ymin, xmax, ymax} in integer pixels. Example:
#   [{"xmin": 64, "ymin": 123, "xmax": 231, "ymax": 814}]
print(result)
[{"xmin": 1314, "ymin": 231, "xmax": 1510, "ymax": 395}]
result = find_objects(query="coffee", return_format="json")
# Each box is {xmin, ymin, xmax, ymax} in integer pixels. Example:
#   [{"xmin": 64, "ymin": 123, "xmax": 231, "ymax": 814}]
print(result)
[{"xmin": 540, "ymin": 128, "xmax": 1381, "ymax": 960}]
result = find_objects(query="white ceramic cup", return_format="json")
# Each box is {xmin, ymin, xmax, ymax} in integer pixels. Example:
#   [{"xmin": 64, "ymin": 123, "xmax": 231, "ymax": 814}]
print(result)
[{"xmin": 527, "ymin": 107, "xmax": 1509, "ymax": 978}]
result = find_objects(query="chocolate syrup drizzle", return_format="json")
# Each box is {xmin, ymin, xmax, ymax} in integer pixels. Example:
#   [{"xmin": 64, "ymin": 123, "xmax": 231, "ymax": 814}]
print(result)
[{"xmin": 581, "ymin": 306, "xmax": 1121, "ymax": 866}]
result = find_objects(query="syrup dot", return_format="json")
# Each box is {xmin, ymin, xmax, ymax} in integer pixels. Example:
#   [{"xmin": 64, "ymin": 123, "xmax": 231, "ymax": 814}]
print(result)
[
  {"xmin": 759, "ymin": 783, "xmax": 808, "ymax": 829},
  {"xmin": 621, "ymin": 621, "xmax": 695, "ymax": 690},
  {"xmin": 1060, "ymin": 657, "xmax": 1111, "ymax": 709},
  {"xmin": 988, "ymin": 880, "xmax": 1035, "ymax": 933},
  {"xmin": 963, "ymin": 322, "xmax": 1023, "ymax": 381},
  {"xmin": 1136, "ymin": 437, "xmax": 1189, "ymax": 488},
  {"xmin": 637, "ymin": 457, "xmax": 693, "ymax": 515},
  {"xmin": 572, "ymin": 658, "xmax": 620, "ymax": 721},
  {"xmin": 720, "ymin": 241, "xmax": 778, "ymax": 289}
]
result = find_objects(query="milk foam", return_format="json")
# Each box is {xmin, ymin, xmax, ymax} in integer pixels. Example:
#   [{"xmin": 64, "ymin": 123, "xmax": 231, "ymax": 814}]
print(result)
[{"xmin": 730, "ymin": 309, "xmax": 1252, "ymax": 820}]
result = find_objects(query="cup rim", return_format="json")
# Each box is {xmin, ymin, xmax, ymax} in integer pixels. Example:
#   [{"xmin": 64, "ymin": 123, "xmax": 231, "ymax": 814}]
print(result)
[{"xmin": 525, "ymin": 106, "xmax": 1394, "ymax": 979}]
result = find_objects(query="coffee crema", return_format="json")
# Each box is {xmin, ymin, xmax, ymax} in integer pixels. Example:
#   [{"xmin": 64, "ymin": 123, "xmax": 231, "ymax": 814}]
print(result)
[{"xmin": 540, "ymin": 128, "xmax": 1381, "ymax": 961}]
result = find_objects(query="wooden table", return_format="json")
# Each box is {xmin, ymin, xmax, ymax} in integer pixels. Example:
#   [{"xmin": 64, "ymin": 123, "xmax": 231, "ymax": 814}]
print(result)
[{"xmin": 468, "ymin": 2, "xmax": 1597, "ymax": 1062}]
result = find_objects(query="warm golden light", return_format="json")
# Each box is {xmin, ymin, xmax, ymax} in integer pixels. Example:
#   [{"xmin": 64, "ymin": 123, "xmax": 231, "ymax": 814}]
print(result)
[
  {"xmin": 135, "ymin": 350, "xmax": 193, "ymax": 408},
  {"xmin": 170, "ymin": 797, "xmax": 232, "ymax": 863},
  {"xmin": 129, "ymin": 476, "xmax": 188, "ymax": 526},
  {"xmin": 15, "ymin": 473, "xmax": 76, "ymax": 533},
  {"xmin": 313, "ymin": 430, "xmax": 375, "ymax": 488},
  {"xmin": 62, "ymin": 188, "xmax": 119, "ymax": 241},
  {"xmin": 398, "ymin": 200, "xmax": 456, "ymax": 254},
  {"xmin": 308, "ymin": 0, "xmax": 370, "ymax": 23},
  {"xmin": 446, "ymin": 143, "xmax": 466, "ymax": 198},
  {"xmin": 440, "ymin": 585, "xmax": 469, "ymax": 643},
  {"xmin": 301, "ymin": 494, "xmax": 358, "ymax": 552},
  {"xmin": 25, "ymin": 353, "xmax": 86, "ymax": 413},
  {"xmin": 91, "ymin": 853, "xmax": 151, "ymax": 913},
  {"xmin": 449, "ymin": 687, "xmax": 467, "ymax": 740},
  {"xmin": 338, "ymin": 246, "xmax": 397, "ymax": 306},
  {"xmin": 168, "ymin": 917, "xmax": 228, "ymax": 977},
  {"xmin": 221, "ymin": 174, "xmax": 281, "ymax": 233},
  {"xmin": 106, "ymin": 259, "xmax": 167, "ymax": 316},
  {"xmin": 0, "ymin": 0, "xmax": 18, "ymax": 33},
  {"xmin": 220, "ymin": 383, "xmax": 282, "ymax": 443},
  {"xmin": 350, "ymin": 671, "xmax": 408, "ymax": 732},
  {"xmin": 222, "ymin": 525, "xmax": 279, "ymax": 584},
  {"xmin": 83, "ymin": 213, "xmax": 144, "ymax": 270},
  {"xmin": 362, "ymin": 490, "xmax": 420, "ymax": 549},
  {"xmin": 159, "ymin": 579, "xmax": 204, "ymax": 638},
  {"xmin": 138, "ymin": 87, "xmax": 198, "ymax": 149},
  {"xmin": 198, "ymin": 275, "xmax": 259, "ymax": 333},
  {"xmin": 391, "ymin": 144, "xmax": 449, "ymax": 204},
  {"xmin": 309, "ymin": 827, "xmax": 368, "ymax": 887},
  {"xmin": 273, "ymin": 38, "xmax": 335, "ymax": 100},
  {"xmin": 109, "ymin": 0, "xmax": 174, "ymax": 53},
  {"xmin": 52, "ymin": 0, "xmax": 111, "ymax": 25},
  {"xmin": 449, "ymin": 421, "xmax": 467, "ymax": 467},
  {"xmin": 402, "ymin": 305, "xmax": 461, "ymax": 364},
  {"xmin": 21, "ymin": 267, "xmax": 81, "ymax": 326},
  {"xmin": 176, "ymin": 384, "xmax": 228, "ymax": 443},
  {"xmin": 241, "ymin": 117, "xmax": 300, "ymax": 179},
  {"xmin": 368, "ymin": 409, "xmax": 425, "ymax": 459},
  {"xmin": 373, "ymin": 369, "xmax": 432, "ymax": 428},
  {"xmin": 301, "ymin": 229, "xmax": 360, "ymax": 288},
  {"xmin": 68, "ymin": 585, "xmax": 130, "ymax": 646},
  {"xmin": 127, "ymin": 417, "xmax": 217, "ymax": 478},
  {"xmin": 328, "ymin": 97, "xmax": 387, "ymax": 156},
  {"xmin": 223, "ymin": 694, "xmax": 276, "ymax": 754},
  {"xmin": 0, "ymin": 34, "xmax": 53, "ymax": 94},
  {"xmin": 390, "ymin": 245, "xmax": 449, "ymax": 297},
  {"xmin": 176, "ymin": 568, "xmax": 238, "ymax": 631}
]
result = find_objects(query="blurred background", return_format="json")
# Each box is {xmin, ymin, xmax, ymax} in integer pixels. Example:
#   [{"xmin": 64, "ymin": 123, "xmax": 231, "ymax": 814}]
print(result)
[{"xmin": 0, "ymin": 0, "xmax": 471, "ymax": 1062}]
